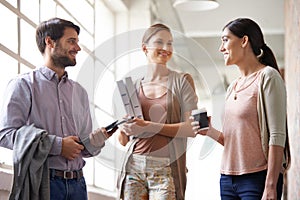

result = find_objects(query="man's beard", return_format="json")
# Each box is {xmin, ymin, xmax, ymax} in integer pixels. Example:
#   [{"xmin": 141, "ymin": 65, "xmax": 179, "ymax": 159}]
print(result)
[
  {"xmin": 52, "ymin": 44, "xmax": 76, "ymax": 68},
  {"xmin": 52, "ymin": 54, "xmax": 76, "ymax": 68}
]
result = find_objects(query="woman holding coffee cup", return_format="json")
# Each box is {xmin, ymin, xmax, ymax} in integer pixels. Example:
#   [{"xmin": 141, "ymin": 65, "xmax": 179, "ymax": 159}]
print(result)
[{"xmin": 192, "ymin": 18, "xmax": 289, "ymax": 200}]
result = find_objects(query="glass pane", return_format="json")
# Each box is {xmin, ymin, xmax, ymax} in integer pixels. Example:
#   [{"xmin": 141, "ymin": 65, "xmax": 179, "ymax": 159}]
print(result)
[
  {"xmin": 20, "ymin": 64, "xmax": 35, "ymax": 74},
  {"xmin": 20, "ymin": 0, "xmax": 39, "ymax": 24},
  {"xmin": 83, "ymin": 157, "xmax": 94, "ymax": 185},
  {"xmin": 66, "ymin": 50, "xmax": 90, "ymax": 80},
  {"xmin": 94, "ymin": 110, "xmax": 115, "ymax": 130},
  {"xmin": 4, "ymin": 0, "xmax": 17, "ymax": 8},
  {"xmin": 56, "ymin": 6, "xmax": 94, "ymax": 51},
  {"xmin": 58, "ymin": 0, "xmax": 94, "ymax": 33},
  {"xmin": 0, "ymin": 4, "xmax": 18, "ymax": 53},
  {"xmin": 129, "ymin": 51, "xmax": 147, "ymax": 71},
  {"xmin": 94, "ymin": 70, "xmax": 115, "ymax": 114},
  {"xmin": 0, "ymin": 51, "xmax": 18, "ymax": 109},
  {"xmin": 56, "ymin": 7, "xmax": 77, "ymax": 28},
  {"xmin": 95, "ymin": 1, "xmax": 114, "ymax": 46},
  {"xmin": 94, "ymin": 159, "xmax": 115, "ymax": 191},
  {"xmin": 40, "ymin": 0, "xmax": 56, "ymax": 21},
  {"xmin": 79, "ymin": 29, "xmax": 94, "ymax": 52},
  {"xmin": 87, "ymin": 0, "xmax": 94, "ymax": 5},
  {"xmin": 20, "ymin": 19, "xmax": 41, "ymax": 65},
  {"xmin": 0, "ymin": 51, "xmax": 17, "ymax": 166}
]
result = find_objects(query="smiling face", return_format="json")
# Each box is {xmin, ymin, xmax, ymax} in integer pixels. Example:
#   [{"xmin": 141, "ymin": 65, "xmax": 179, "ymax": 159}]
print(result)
[
  {"xmin": 143, "ymin": 30, "xmax": 173, "ymax": 65},
  {"xmin": 219, "ymin": 27, "xmax": 245, "ymax": 66},
  {"xmin": 51, "ymin": 27, "xmax": 81, "ymax": 68}
]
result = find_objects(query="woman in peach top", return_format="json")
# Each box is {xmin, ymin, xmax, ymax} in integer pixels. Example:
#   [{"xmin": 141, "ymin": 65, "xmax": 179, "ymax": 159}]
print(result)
[{"xmin": 192, "ymin": 18, "xmax": 288, "ymax": 200}]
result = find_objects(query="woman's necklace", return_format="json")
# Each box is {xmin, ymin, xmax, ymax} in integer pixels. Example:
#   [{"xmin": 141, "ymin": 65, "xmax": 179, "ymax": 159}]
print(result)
[
  {"xmin": 233, "ymin": 79, "xmax": 243, "ymax": 100},
  {"xmin": 233, "ymin": 70, "xmax": 261, "ymax": 100}
]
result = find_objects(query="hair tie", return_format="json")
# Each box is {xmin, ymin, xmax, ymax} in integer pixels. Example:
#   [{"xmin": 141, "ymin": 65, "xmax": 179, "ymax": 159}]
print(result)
[
  {"xmin": 257, "ymin": 48, "xmax": 264, "ymax": 58},
  {"xmin": 257, "ymin": 43, "xmax": 267, "ymax": 58}
]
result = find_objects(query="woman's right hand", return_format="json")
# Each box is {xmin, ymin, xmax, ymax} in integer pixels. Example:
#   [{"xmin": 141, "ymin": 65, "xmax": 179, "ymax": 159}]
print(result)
[
  {"xmin": 122, "ymin": 117, "xmax": 149, "ymax": 136},
  {"xmin": 190, "ymin": 116, "xmax": 224, "ymax": 145},
  {"xmin": 190, "ymin": 116, "xmax": 210, "ymax": 136}
]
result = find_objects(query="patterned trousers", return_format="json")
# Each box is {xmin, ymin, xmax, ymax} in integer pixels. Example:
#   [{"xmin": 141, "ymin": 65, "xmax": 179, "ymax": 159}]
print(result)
[{"xmin": 122, "ymin": 154, "xmax": 176, "ymax": 200}]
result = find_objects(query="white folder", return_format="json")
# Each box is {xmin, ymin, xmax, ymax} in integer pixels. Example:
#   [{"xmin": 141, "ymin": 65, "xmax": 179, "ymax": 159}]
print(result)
[
  {"xmin": 117, "ymin": 77, "xmax": 143, "ymax": 119},
  {"xmin": 125, "ymin": 77, "xmax": 143, "ymax": 119}
]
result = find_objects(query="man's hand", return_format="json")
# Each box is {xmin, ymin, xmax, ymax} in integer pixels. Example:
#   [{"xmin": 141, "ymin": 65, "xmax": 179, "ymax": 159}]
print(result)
[{"xmin": 61, "ymin": 136, "xmax": 84, "ymax": 160}]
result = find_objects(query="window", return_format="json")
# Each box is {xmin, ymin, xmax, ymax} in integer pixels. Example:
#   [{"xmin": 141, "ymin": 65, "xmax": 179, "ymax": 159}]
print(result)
[
  {"xmin": 0, "ymin": 51, "xmax": 18, "ymax": 96},
  {"xmin": 20, "ymin": 19, "xmax": 41, "ymax": 65},
  {"xmin": 20, "ymin": 0, "xmax": 39, "ymax": 24},
  {"xmin": 0, "ymin": 4, "xmax": 18, "ymax": 53}
]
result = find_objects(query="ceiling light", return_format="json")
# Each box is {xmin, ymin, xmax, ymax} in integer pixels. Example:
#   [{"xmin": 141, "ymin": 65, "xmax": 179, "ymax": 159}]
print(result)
[{"xmin": 173, "ymin": 0, "xmax": 219, "ymax": 11}]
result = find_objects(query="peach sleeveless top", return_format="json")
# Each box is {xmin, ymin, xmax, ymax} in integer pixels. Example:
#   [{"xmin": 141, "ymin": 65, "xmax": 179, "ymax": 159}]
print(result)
[{"xmin": 133, "ymin": 85, "xmax": 170, "ymax": 157}]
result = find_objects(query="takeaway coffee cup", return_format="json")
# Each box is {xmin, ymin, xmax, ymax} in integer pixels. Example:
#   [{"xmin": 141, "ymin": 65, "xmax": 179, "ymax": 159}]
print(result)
[{"xmin": 191, "ymin": 108, "xmax": 209, "ymax": 130}]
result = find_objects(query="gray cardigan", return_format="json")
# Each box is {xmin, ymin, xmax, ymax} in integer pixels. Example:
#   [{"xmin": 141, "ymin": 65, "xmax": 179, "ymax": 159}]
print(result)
[{"xmin": 9, "ymin": 124, "xmax": 55, "ymax": 200}]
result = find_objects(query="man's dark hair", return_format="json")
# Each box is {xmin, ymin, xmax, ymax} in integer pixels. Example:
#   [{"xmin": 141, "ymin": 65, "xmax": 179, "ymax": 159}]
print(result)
[{"xmin": 36, "ymin": 17, "xmax": 80, "ymax": 54}]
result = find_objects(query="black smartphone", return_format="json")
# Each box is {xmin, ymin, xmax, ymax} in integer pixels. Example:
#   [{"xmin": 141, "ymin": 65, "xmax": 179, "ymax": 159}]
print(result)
[{"xmin": 105, "ymin": 120, "xmax": 118, "ymax": 131}]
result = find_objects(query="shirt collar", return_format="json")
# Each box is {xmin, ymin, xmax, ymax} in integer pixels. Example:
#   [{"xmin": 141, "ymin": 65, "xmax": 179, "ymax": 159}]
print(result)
[{"xmin": 39, "ymin": 66, "xmax": 68, "ymax": 82}]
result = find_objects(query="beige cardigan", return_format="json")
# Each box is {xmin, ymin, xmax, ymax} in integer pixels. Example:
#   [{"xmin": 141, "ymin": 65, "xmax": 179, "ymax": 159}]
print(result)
[{"xmin": 116, "ymin": 70, "xmax": 198, "ymax": 200}]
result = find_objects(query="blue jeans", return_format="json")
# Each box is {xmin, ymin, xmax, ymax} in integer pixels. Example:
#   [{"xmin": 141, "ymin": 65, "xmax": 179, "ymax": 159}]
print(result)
[
  {"xmin": 220, "ymin": 170, "xmax": 283, "ymax": 200},
  {"xmin": 50, "ymin": 171, "xmax": 88, "ymax": 200}
]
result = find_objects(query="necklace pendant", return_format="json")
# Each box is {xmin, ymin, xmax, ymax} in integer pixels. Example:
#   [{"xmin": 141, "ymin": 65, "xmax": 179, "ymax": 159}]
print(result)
[{"xmin": 234, "ymin": 93, "xmax": 237, "ymax": 100}]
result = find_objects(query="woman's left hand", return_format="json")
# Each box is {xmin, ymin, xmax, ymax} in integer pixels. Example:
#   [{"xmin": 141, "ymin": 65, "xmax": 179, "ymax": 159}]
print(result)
[{"xmin": 261, "ymin": 187, "xmax": 277, "ymax": 200}]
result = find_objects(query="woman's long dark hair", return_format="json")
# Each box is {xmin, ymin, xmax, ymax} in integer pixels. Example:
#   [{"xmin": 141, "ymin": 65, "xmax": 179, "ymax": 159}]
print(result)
[{"xmin": 223, "ymin": 18, "xmax": 279, "ymax": 72}]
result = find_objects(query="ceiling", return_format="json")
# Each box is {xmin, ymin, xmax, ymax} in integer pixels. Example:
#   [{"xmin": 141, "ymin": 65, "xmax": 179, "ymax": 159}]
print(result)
[
  {"xmin": 120, "ymin": 0, "xmax": 285, "ymax": 98},
  {"xmin": 150, "ymin": 0, "xmax": 284, "ymax": 63}
]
